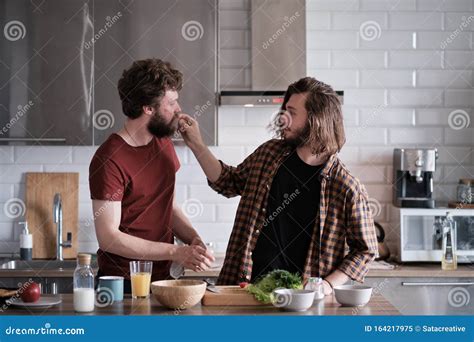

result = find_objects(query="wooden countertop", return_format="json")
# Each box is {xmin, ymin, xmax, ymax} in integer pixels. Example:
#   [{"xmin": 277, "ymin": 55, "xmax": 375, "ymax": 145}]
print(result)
[
  {"xmin": 0, "ymin": 261, "xmax": 472, "ymax": 278},
  {"xmin": 1, "ymin": 293, "xmax": 400, "ymax": 316},
  {"xmin": 184, "ymin": 261, "xmax": 474, "ymax": 278}
]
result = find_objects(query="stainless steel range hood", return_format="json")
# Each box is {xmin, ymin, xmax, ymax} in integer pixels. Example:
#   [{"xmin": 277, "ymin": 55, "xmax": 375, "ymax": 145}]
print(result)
[{"xmin": 219, "ymin": 0, "xmax": 343, "ymax": 107}]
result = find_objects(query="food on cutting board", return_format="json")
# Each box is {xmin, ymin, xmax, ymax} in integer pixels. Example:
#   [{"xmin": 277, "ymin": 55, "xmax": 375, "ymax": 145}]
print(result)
[
  {"xmin": 19, "ymin": 282, "xmax": 41, "ymax": 303},
  {"xmin": 246, "ymin": 270, "xmax": 303, "ymax": 304}
]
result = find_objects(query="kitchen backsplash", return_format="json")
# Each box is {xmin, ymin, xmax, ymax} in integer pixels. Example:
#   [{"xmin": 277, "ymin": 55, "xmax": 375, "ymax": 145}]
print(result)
[{"xmin": 0, "ymin": 0, "xmax": 472, "ymax": 258}]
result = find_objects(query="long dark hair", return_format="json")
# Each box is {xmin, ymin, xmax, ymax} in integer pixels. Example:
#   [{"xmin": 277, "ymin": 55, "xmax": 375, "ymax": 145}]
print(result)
[{"xmin": 276, "ymin": 77, "xmax": 345, "ymax": 155}]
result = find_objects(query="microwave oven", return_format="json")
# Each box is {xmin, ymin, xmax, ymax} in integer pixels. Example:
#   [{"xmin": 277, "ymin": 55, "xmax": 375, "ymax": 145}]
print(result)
[{"xmin": 398, "ymin": 208, "xmax": 474, "ymax": 263}]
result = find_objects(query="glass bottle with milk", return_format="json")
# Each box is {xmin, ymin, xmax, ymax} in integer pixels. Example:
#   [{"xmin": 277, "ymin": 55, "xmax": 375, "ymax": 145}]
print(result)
[{"xmin": 73, "ymin": 253, "xmax": 95, "ymax": 312}]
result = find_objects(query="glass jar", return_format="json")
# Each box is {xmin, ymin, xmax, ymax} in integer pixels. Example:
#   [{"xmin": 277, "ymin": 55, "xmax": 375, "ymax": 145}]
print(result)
[
  {"xmin": 457, "ymin": 179, "xmax": 473, "ymax": 204},
  {"xmin": 304, "ymin": 277, "xmax": 324, "ymax": 300},
  {"xmin": 73, "ymin": 253, "xmax": 95, "ymax": 312}
]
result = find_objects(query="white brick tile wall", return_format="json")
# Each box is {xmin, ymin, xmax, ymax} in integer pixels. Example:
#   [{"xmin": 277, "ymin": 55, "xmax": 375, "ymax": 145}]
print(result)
[
  {"xmin": 307, "ymin": 32, "xmax": 359, "ymax": 49},
  {"xmin": 444, "ymin": 89, "xmax": 474, "ymax": 106},
  {"xmin": 0, "ymin": 147, "xmax": 14, "ymax": 164},
  {"xmin": 416, "ymin": 0, "xmax": 472, "ymax": 12},
  {"xmin": 444, "ymin": 51, "xmax": 474, "ymax": 68},
  {"xmin": 307, "ymin": 51, "xmax": 331, "ymax": 68},
  {"xmin": 389, "ymin": 127, "xmax": 444, "ymax": 144},
  {"xmin": 0, "ymin": 0, "xmax": 472, "ymax": 258},
  {"xmin": 332, "ymin": 50, "xmax": 387, "ymax": 68},
  {"xmin": 306, "ymin": 12, "xmax": 331, "ymax": 30},
  {"xmin": 389, "ymin": 12, "xmax": 443, "ymax": 31},
  {"xmin": 332, "ymin": 12, "xmax": 388, "ymax": 30},
  {"xmin": 359, "ymin": 32, "xmax": 414, "ymax": 49},
  {"xmin": 360, "ymin": 0, "xmax": 416, "ymax": 11},
  {"xmin": 417, "ymin": 31, "xmax": 472, "ymax": 50},
  {"xmin": 308, "ymin": 69, "xmax": 358, "ymax": 87},
  {"xmin": 359, "ymin": 108, "xmax": 415, "ymax": 126},
  {"xmin": 417, "ymin": 70, "xmax": 473, "ymax": 87},
  {"xmin": 389, "ymin": 89, "xmax": 444, "ymax": 106},
  {"xmin": 360, "ymin": 70, "xmax": 413, "ymax": 87},
  {"xmin": 389, "ymin": 50, "xmax": 443, "ymax": 68}
]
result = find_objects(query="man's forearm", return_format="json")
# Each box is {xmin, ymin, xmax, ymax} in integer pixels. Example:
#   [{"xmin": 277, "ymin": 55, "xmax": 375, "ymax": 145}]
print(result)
[
  {"xmin": 325, "ymin": 269, "xmax": 350, "ymax": 287},
  {"xmin": 190, "ymin": 144, "xmax": 222, "ymax": 183},
  {"xmin": 100, "ymin": 231, "xmax": 179, "ymax": 261}
]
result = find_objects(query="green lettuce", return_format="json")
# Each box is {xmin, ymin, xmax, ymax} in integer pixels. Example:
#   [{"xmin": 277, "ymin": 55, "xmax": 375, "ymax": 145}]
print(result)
[{"xmin": 246, "ymin": 270, "xmax": 303, "ymax": 304}]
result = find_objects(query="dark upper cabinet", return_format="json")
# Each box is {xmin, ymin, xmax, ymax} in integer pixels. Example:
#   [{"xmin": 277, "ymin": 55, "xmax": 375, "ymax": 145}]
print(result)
[
  {"xmin": 0, "ymin": 0, "xmax": 217, "ymax": 146},
  {"xmin": 0, "ymin": 0, "xmax": 94, "ymax": 145}
]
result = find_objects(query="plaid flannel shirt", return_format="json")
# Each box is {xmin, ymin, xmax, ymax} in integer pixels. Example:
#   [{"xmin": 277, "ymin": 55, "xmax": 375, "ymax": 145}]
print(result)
[{"xmin": 208, "ymin": 139, "xmax": 378, "ymax": 285}]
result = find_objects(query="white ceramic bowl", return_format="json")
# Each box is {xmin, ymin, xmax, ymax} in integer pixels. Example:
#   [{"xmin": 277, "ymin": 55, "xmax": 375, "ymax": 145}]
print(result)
[
  {"xmin": 272, "ymin": 289, "xmax": 315, "ymax": 312},
  {"xmin": 333, "ymin": 285, "xmax": 373, "ymax": 306}
]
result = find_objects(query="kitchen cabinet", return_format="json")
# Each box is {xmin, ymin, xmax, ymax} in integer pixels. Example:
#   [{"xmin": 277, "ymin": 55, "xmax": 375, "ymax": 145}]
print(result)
[
  {"xmin": 0, "ymin": 0, "xmax": 217, "ymax": 146},
  {"xmin": 0, "ymin": 0, "xmax": 94, "ymax": 145},
  {"xmin": 363, "ymin": 277, "xmax": 474, "ymax": 315}
]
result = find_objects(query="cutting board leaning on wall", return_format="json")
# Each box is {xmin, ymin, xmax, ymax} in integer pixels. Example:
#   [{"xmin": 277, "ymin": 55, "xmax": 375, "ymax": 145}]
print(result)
[{"xmin": 25, "ymin": 172, "xmax": 79, "ymax": 259}]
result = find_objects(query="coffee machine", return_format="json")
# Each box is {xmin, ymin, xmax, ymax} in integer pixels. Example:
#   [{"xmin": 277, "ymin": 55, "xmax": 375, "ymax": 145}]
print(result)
[{"xmin": 393, "ymin": 148, "xmax": 438, "ymax": 208}]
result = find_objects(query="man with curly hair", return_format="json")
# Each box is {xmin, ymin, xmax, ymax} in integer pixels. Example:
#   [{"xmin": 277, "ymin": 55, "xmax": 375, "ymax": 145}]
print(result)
[{"xmin": 89, "ymin": 58, "xmax": 214, "ymax": 292}]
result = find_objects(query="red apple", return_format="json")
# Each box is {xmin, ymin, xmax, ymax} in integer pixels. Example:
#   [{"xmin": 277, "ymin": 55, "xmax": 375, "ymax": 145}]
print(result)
[{"xmin": 20, "ymin": 282, "xmax": 41, "ymax": 303}]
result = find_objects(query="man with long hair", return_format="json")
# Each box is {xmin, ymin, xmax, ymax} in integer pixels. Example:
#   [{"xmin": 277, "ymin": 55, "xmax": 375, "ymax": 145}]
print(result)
[{"xmin": 178, "ymin": 77, "xmax": 377, "ymax": 295}]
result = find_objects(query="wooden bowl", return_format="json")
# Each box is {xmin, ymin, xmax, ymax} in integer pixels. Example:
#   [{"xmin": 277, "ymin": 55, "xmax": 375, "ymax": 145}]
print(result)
[{"xmin": 151, "ymin": 280, "xmax": 206, "ymax": 309}]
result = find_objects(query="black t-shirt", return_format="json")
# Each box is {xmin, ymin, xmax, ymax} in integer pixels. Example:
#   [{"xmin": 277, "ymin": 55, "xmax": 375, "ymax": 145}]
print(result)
[{"xmin": 251, "ymin": 151, "xmax": 325, "ymax": 281}]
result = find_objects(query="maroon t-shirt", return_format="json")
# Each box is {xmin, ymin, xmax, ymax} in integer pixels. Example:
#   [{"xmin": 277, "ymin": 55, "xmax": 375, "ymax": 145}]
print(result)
[{"xmin": 89, "ymin": 134, "xmax": 180, "ymax": 281}]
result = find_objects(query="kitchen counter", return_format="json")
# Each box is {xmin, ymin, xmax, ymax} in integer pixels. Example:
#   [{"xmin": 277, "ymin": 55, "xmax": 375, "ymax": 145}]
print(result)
[
  {"xmin": 0, "ymin": 259, "xmax": 471, "ymax": 278},
  {"xmin": 184, "ymin": 261, "xmax": 474, "ymax": 279},
  {"xmin": 1, "ymin": 293, "xmax": 400, "ymax": 316}
]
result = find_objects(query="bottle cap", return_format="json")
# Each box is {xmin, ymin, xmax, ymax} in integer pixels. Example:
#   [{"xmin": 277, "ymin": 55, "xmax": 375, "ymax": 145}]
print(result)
[{"xmin": 77, "ymin": 253, "xmax": 91, "ymax": 265}]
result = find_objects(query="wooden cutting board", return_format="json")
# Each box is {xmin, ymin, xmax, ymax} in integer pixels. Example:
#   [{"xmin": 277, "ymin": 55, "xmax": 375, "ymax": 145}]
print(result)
[
  {"xmin": 25, "ymin": 173, "xmax": 79, "ymax": 259},
  {"xmin": 448, "ymin": 201, "xmax": 474, "ymax": 209},
  {"xmin": 202, "ymin": 286, "xmax": 269, "ymax": 306}
]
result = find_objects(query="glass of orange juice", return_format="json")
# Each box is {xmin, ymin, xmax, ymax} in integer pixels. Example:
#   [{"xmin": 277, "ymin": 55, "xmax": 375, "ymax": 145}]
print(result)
[{"xmin": 129, "ymin": 261, "xmax": 152, "ymax": 299}]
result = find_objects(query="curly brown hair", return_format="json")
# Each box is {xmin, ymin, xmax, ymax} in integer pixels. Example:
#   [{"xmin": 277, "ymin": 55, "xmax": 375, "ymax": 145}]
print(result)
[
  {"xmin": 277, "ymin": 77, "xmax": 345, "ymax": 155},
  {"xmin": 117, "ymin": 58, "xmax": 183, "ymax": 119}
]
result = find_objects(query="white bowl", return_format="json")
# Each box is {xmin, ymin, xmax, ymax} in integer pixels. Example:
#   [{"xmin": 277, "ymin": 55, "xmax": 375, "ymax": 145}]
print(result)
[
  {"xmin": 333, "ymin": 285, "xmax": 372, "ymax": 307},
  {"xmin": 272, "ymin": 289, "xmax": 315, "ymax": 312}
]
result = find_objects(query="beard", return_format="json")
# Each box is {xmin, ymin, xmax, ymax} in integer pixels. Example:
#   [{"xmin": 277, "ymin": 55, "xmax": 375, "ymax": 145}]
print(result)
[
  {"xmin": 147, "ymin": 110, "xmax": 179, "ymax": 138},
  {"xmin": 283, "ymin": 121, "xmax": 311, "ymax": 148}
]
